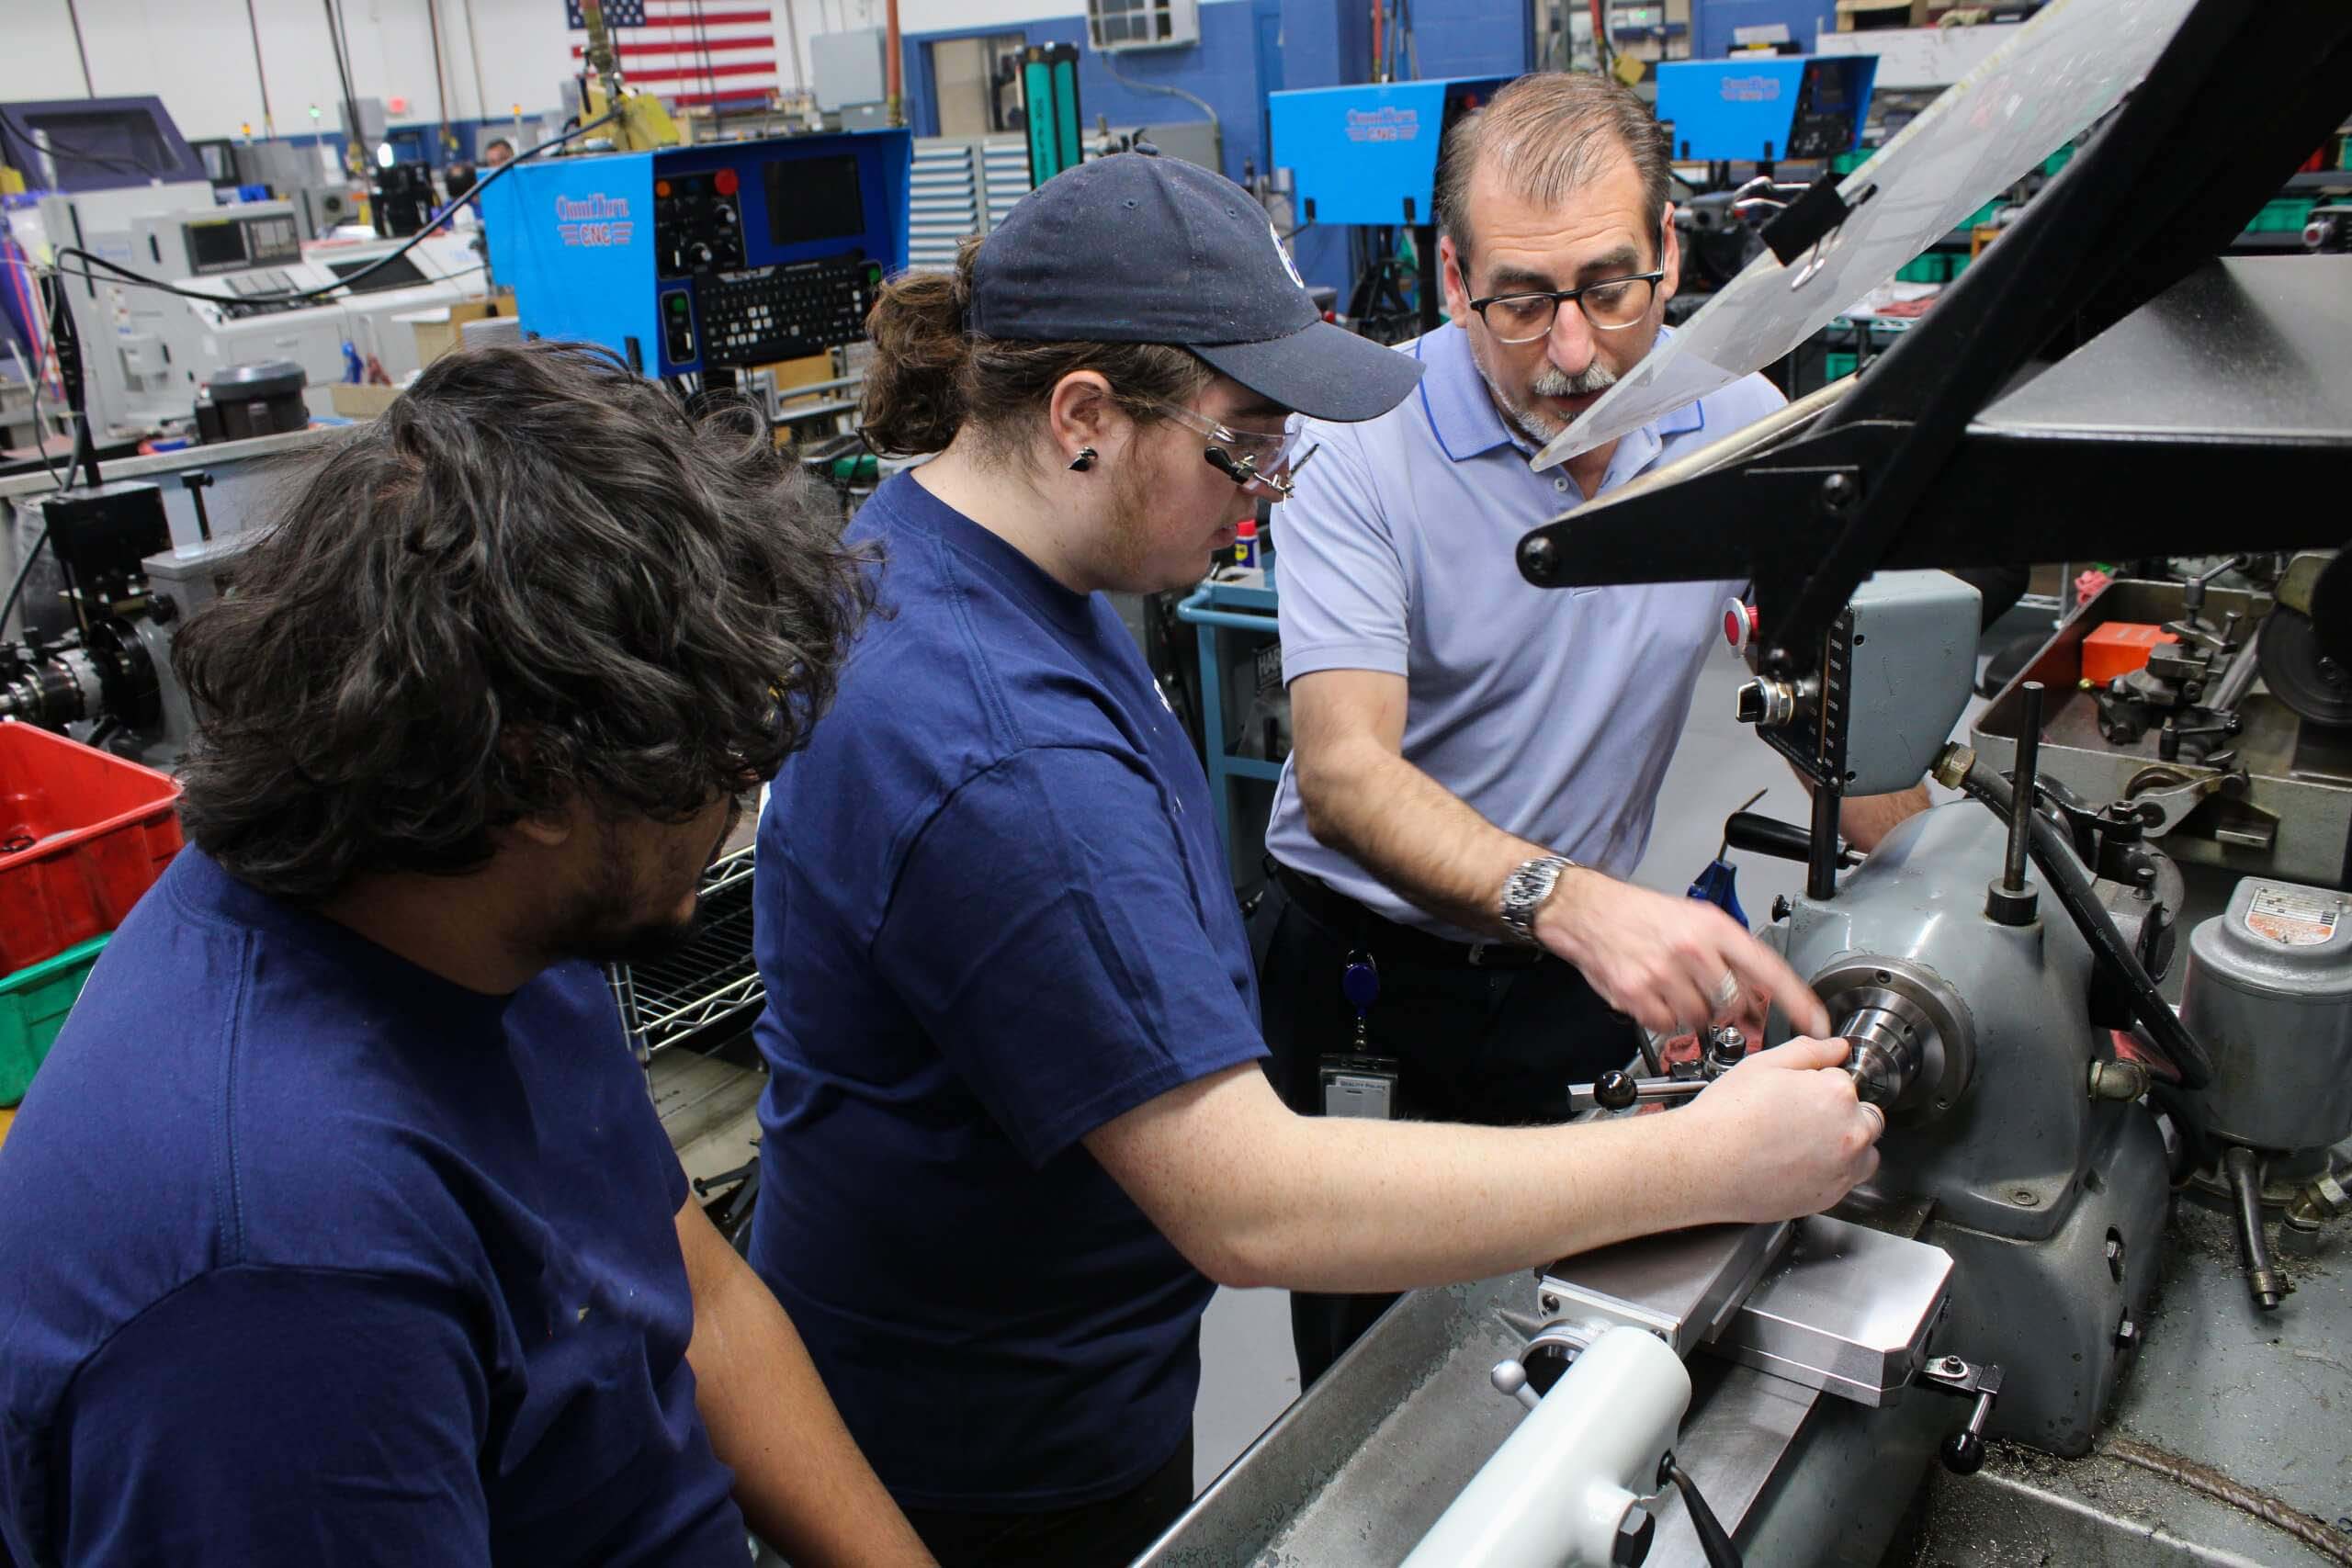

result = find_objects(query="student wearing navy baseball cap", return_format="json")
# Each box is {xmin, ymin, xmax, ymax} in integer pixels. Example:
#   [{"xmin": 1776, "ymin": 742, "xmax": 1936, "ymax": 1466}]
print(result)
[{"xmin": 743, "ymin": 151, "xmax": 1881, "ymax": 1566}]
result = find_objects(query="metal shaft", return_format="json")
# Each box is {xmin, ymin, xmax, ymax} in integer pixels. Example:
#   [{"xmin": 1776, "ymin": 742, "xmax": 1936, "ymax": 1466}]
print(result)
[
  {"xmin": 2004, "ymin": 682, "xmax": 2044, "ymax": 894},
  {"xmin": 1570, "ymin": 1071, "xmax": 1708, "ymax": 1113},
  {"xmin": 1807, "ymin": 775, "xmax": 1842, "ymax": 902}
]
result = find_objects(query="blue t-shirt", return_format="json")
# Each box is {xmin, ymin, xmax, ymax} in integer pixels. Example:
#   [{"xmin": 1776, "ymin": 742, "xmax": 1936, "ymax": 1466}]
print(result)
[
  {"xmin": 748, "ymin": 471, "xmax": 1266, "ymax": 1513},
  {"xmin": 0, "ymin": 850, "xmax": 746, "ymax": 1567}
]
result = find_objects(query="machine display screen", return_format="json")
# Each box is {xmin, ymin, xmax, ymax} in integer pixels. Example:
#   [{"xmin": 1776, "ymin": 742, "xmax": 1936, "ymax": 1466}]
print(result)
[
  {"xmin": 327, "ymin": 254, "xmax": 429, "ymax": 293},
  {"xmin": 765, "ymin": 154, "xmax": 865, "ymax": 248},
  {"xmin": 242, "ymin": 214, "xmax": 301, "ymax": 265},
  {"xmin": 185, "ymin": 221, "xmax": 248, "ymax": 274},
  {"xmin": 17, "ymin": 107, "xmax": 182, "ymax": 186}
]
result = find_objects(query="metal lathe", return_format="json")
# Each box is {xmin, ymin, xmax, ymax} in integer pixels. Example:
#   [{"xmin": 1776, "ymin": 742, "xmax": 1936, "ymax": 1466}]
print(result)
[{"xmin": 1142, "ymin": 2, "xmax": 2352, "ymax": 1562}]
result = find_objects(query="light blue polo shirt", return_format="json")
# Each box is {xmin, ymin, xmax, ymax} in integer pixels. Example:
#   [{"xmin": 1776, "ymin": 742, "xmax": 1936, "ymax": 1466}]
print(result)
[{"xmin": 1263, "ymin": 322, "xmax": 1785, "ymax": 939}]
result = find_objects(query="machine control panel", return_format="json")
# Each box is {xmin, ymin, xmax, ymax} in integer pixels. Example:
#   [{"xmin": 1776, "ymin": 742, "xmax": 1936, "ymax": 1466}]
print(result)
[
  {"xmin": 215, "ymin": 269, "xmax": 301, "ymax": 319},
  {"xmin": 1655, "ymin": 56, "xmax": 1877, "ymax": 164},
  {"xmin": 684, "ymin": 255, "xmax": 883, "ymax": 368},
  {"xmin": 178, "ymin": 210, "xmax": 302, "ymax": 276},
  {"xmin": 650, "ymin": 147, "xmax": 896, "ymax": 371},
  {"xmin": 1786, "ymin": 59, "xmax": 1863, "ymax": 158},
  {"xmin": 482, "ymin": 130, "xmax": 913, "ymax": 379},
  {"xmin": 655, "ymin": 169, "xmax": 748, "ymax": 279}
]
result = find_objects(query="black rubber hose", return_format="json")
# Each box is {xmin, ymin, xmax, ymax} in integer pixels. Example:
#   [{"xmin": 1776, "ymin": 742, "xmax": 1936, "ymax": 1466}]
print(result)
[{"xmin": 1960, "ymin": 759, "xmax": 2217, "ymax": 1089}]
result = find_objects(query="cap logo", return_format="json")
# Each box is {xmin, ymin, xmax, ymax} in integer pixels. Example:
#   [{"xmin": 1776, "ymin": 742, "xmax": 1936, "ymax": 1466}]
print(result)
[{"xmin": 1268, "ymin": 219, "xmax": 1307, "ymax": 291}]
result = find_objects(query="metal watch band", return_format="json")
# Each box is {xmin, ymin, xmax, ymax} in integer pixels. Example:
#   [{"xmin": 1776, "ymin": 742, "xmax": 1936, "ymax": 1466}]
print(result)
[{"xmin": 1498, "ymin": 854, "xmax": 1576, "ymax": 946}]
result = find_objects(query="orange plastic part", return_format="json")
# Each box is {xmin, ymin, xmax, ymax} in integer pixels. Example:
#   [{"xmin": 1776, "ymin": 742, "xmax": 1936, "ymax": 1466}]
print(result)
[{"xmin": 2082, "ymin": 622, "xmax": 2179, "ymax": 685}]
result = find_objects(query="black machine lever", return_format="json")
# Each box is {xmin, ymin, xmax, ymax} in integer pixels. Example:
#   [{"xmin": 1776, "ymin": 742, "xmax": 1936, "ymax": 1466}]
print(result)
[
  {"xmin": 180, "ymin": 470, "xmax": 215, "ymax": 542},
  {"xmin": 1919, "ymin": 1354, "xmax": 2004, "ymax": 1474},
  {"xmin": 1723, "ymin": 811, "xmax": 1863, "ymax": 869},
  {"xmin": 1573, "ymin": 1069, "xmax": 1707, "ymax": 1113},
  {"xmin": 1658, "ymin": 1453, "xmax": 1742, "ymax": 1568}
]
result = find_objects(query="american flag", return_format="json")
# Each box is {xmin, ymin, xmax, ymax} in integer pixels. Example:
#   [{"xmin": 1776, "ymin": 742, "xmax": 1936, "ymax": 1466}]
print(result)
[{"xmin": 565, "ymin": 0, "xmax": 786, "ymax": 108}]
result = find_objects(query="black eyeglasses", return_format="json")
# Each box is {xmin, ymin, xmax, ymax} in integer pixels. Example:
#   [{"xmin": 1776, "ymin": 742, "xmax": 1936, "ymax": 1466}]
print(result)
[{"xmin": 1465, "ymin": 270, "xmax": 1667, "ymax": 343}]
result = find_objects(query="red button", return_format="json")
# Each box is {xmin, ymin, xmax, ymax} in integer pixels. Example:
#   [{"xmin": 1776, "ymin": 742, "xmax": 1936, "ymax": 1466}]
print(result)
[
  {"xmin": 1723, "ymin": 599, "xmax": 1758, "ymax": 651},
  {"xmin": 715, "ymin": 168, "xmax": 739, "ymax": 195},
  {"xmin": 655, "ymin": 179, "xmax": 672, "ymax": 197}
]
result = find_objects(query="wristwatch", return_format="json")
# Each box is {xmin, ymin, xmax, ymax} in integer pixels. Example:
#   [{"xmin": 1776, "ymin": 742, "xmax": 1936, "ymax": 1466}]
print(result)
[{"xmin": 1498, "ymin": 854, "xmax": 1577, "ymax": 946}]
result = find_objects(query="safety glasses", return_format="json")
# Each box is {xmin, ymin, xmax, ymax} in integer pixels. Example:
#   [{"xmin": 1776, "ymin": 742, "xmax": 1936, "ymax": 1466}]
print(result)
[{"xmin": 1139, "ymin": 399, "xmax": 1308, "ymax": 499}]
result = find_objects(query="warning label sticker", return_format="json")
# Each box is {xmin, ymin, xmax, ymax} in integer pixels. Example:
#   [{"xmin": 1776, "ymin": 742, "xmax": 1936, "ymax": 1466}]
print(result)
[{"xmin": 2245, "ymin": 885, "xmax": 2345, "ymax": 947}]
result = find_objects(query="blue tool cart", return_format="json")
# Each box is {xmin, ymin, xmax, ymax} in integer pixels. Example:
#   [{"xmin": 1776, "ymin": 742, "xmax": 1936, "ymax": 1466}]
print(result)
[{"xmin": 1176, "ymin": 570, "xmax": 1284, "ymax": 887}]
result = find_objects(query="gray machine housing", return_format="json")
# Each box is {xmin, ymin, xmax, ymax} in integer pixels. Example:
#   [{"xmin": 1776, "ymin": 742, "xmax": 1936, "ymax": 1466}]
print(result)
[
  {"xmin": 1769, "ymin": 802, "xmax": 2172, "ymax": 1456},
  {"xmin": 1837, "ymin": 570, "xmax": 1983, "ymax": 795},
  {"xmin": 1739, "ymin": 570, "xmax": 1980, "ymax": 795},
  {"xmin": 2181, "ymin": 875, "xmax": 2352, "ymax": 1153}
]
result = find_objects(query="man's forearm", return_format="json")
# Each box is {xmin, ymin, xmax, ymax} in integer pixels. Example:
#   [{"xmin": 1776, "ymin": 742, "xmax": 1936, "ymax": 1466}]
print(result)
[
  {"xmin": 1786, "ymin": 755, "xmax": 1929, "ymax": 855},
  {"xmin": 1301, "ymin": 737, "xmax": 1544, "ymax": 934},
  {"xmin": 1286, "ymin": 673, "xmax": 1833, "ymax": 1035},
  {"xmin": 1839, "ymin": 784, "xmax": 1929, "ymax": 852},
  {"xmin": 677, "ymin": 1205, "xmax": 933, "ymax": 1566}
]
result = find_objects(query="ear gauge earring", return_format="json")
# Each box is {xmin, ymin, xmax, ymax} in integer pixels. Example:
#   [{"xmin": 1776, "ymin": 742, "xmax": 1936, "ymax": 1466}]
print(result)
[{"xmin": 1068, "ymin": 447, "xmax": 1099, "ymax": 472}]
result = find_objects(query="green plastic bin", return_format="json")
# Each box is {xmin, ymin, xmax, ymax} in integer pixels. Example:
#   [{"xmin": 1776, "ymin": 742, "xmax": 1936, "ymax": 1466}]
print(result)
[
  {"xmin": 2248, "ymin": 197, "xmax": 2317, "ymax": 232},
  {"xmin": 0, "ymin": 934, "xmax": 107, "ymax": 1106}
]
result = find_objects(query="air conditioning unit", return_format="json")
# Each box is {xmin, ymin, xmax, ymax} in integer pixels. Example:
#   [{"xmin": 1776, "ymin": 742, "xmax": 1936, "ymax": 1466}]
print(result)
[{"xmin": 1085, "ymin": 0, "xmax": 1201, "ymax": 51}]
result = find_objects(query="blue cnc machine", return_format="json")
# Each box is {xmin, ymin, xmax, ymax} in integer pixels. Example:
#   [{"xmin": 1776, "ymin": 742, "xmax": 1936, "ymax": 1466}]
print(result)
[
  {"xmin": 481, "ymin": 130, "xmax": 911, "ymax": 378},
  {"xmin": 1267, "ymin": 78, "xmax": 1507, "ymax": 229},
  {"xmin": 1654, "ymin": 55, "xmax": 1876, "ymax": 164}
]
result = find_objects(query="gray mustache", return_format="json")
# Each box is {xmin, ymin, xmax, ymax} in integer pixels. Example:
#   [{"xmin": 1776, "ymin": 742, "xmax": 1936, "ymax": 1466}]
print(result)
[{"xmin": 1530, "ymin": 361, "xmax": 1619, "ymax": 398}]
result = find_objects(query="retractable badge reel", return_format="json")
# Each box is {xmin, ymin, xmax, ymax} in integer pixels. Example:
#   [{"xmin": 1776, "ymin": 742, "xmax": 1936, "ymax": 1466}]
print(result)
[{"xmin": 1320, "ymin": 951, "xmax": 1399, "ymax": 1120}]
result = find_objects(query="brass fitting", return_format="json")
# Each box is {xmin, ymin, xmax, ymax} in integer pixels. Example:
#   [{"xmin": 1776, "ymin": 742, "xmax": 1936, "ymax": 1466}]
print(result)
[
  {"xmin": 2087, "ymin": 1059, "xmax": 2152, "ymax": 1101},
  {"xmin": 1932, "ymin": 743, "xmax": 1977, "ymax": 792},
  {"xmin": 2279, "ymin": 1168, "xmax": 2348, "ymax": 1257}
]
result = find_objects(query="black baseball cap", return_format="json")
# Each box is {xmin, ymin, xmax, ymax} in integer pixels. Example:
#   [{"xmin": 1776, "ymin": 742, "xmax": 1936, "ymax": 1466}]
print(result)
[{"xmin": 966, "ymin": 151, "xmax": 1424, "ymax": 423}]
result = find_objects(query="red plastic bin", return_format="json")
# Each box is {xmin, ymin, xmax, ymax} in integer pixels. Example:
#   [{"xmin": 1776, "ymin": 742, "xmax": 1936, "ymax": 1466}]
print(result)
[{"xmin": 0, "ymin": 722, "xmax": 183, "ymax": 973}]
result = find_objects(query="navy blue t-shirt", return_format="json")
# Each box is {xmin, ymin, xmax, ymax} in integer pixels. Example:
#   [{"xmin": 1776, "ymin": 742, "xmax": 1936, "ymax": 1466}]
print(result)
[
  {"xmin": 748, "ymin": 471, "xmax": 1266, "ymax": 1513},
  {"xmin": 0, "ymin": 850, "xmax": 746, "ymax": 1567}
]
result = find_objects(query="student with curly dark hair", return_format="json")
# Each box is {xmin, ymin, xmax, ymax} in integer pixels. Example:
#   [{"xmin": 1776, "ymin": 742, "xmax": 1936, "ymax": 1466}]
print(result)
[{"xmin": 0, "ymin": 342, "xmax": 930, "ymax": 1567}]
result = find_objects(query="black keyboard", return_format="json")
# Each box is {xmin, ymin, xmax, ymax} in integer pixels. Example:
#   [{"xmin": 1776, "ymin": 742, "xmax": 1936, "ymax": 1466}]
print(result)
[{"xmin": 692, "ymin": 254, "xmax": 881, "ymax": 367}]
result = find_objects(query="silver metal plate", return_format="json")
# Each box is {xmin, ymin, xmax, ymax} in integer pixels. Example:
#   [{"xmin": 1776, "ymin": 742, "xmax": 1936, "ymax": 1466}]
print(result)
[
  {"xmin": 1535, "ymin": 1220, "xmax": 1792, "ymax": 1358},
  {"xmin": 1718, "ymin": 1214, "xmax": 1955, "ymax": 1407}
]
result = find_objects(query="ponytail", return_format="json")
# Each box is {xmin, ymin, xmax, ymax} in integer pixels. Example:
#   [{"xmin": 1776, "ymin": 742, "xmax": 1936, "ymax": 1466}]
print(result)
[
  {"xmin": 858, "ymin": 237, "xmax": 978, "ymax": 457},
  {"xmin": 860, "ymin": 235, "xmax": 1210, "ymax": 464}
]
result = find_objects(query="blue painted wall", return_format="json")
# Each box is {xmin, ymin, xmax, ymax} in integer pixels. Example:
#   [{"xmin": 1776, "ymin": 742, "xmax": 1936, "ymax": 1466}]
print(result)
[
  {"xmin": 1272, "ymin": 0, "xmax": 1374, "ymax": 289},
  {"xmin": 899, "ymin": 0, "xmax": 1532, "ymax": 294},
  {"xmin": 1409, "ymin": 0, "xmax": 1536, "ymax": 82},
  {"xmin": 900, "ymin": 6, "xmax": 1272, "ymax": 185}
]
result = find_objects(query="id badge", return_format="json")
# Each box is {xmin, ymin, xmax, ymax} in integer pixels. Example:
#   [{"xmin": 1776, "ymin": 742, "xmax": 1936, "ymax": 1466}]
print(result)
[{"xmin": 1321, "ymin": 1055, "xmax": 1401, "ymax": 1120}]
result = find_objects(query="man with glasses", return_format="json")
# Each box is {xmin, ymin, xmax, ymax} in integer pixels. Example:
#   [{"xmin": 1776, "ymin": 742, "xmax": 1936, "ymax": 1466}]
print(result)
[
  {"xmin": 1254, "ymin": 71, "xmax": 1923, "ymax": 1384},
  {"xmin": 747, "ymin": 151, "xmax": 1884, "ymax": 1565}
]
